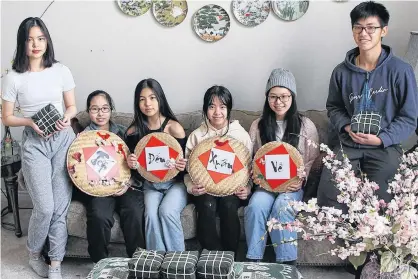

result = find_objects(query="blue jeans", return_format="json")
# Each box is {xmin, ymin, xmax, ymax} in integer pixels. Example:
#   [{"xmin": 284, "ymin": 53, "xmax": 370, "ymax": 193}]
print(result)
[
  {"xmin": 143, "ymin": 180, "xmax": 187, "ymax": 251},
  {"xmin": 244, "ymin": 188, "xmax": 303, "ymax": 262}
]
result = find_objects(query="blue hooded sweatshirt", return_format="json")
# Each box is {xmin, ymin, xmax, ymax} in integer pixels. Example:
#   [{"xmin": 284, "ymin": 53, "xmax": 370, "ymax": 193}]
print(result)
[{"xmin": 326, "ymin": 45, "xmax": 417, "ymax": 148}]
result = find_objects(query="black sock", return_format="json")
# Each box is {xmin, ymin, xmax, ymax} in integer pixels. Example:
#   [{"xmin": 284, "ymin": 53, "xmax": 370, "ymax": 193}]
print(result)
[{"xmin": 246, "ymin": 258, "xmax": 261, "ymax": 263}]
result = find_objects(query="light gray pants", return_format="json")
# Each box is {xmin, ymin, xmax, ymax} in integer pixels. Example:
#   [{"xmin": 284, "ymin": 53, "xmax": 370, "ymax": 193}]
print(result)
[{"xmin": 22, "ymin": 127, "xmax": 75, "ymax": 261}]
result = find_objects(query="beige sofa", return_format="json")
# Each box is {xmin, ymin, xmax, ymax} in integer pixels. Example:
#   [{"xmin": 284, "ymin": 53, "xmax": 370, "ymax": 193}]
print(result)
[{"xmin": 19, "ymin": 109, "xmax": 346, "ymax": 266}]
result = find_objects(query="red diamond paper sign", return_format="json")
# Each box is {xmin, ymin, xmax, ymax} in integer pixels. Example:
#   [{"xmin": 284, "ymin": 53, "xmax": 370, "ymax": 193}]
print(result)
[
  {"xmin": 198, "ymin": 140, "xmax": 244, "ymax": 184},
  {"xmin": 255, "ymin": 144, "xmax": 297, "ymax": 190},
  {"xmin": 138, "ymin": 136, "xmax": 179, "ymax": 180}
]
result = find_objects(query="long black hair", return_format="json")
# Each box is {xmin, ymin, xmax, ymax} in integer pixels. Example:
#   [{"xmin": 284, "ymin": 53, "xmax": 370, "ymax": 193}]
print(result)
[
  {"xmin": 258, "ymin": 90, "xmax": 303, "ymax": 149},
  {"xmin": 86, "ymin": 90, "xmax": 115, "ymax": 112},
  {"xmin": 126, "ymin": 78, "xmax": 178, "ymax": 140},
  {"xmin": 12, "ymin": 17, "xmax": 57, "ymax": 73},
  {"xmin": 202, "ymin": 85, "xmax": 233, "ymax": 136}
]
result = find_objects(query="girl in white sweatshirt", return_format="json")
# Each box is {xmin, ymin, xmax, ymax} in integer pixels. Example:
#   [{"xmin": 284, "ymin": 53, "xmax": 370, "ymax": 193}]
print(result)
[{"xmin": 184, "ymin": 85, "xmax": 252, "ymax": 254}]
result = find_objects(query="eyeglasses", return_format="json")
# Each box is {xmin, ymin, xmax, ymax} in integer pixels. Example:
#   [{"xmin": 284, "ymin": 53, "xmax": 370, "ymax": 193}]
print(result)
[
  {"xmin": 89, "ymin": 107, "xmax": 111, "ymax": 114},
  {"xmin": 352, "ymin": 25, "xmax": 382, "ymax": 34},
  {"xmin": 268, "ymin": 95, "xmax": 292, "ymax": 103}
]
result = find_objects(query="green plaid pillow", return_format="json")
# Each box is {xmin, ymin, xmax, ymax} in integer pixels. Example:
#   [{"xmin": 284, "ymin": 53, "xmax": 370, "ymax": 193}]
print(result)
[
  {"xmin": 128, "ymin": 248, "xmax": 165, "ymax": 278},
  {"xmin": 161, "ymin": 251, "xmax": 199, "ymax": 279},
  {"xmin": 196, "ymin": 250, "xmax": 235, "ymax": 279},
  {"xmin": 86, "ymin": 257, "xmax": 130, "ymax": 279}
]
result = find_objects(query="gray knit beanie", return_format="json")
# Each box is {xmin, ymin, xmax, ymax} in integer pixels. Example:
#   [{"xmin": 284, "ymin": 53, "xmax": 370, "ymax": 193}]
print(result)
[{"xmin": 265, "ymin": 68, "xmax": 297, "ymax": 96}]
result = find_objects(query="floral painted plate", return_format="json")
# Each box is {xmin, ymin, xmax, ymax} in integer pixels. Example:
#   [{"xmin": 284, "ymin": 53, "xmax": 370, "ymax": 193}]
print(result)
[
  {"xmin": 193, "ymin": 4, "xmax": 231, "ymax": 42},
  {"xmin": 232, "ymin": 0, "xmax": 270, "ymax": 27},
  {"xmin": 271, "ymin": 0, "xmax": 309, "ymax": 21},
  {"xmin": 117, "ymin": 0, "xmax": 152, "ymax": 17},
  {"xmin": 152, "ymin": 0, "xmax": 188, "ymax": 27}
]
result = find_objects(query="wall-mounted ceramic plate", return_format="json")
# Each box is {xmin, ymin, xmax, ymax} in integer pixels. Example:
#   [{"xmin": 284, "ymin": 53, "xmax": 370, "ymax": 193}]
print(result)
[
  {"xmin": 117, "ymin": 0, "xmax": 152, "ymax": 16},
  {"xmin": 193, "ymin": 4, "xmax": 231, "ymax": 42},
  {"xmin": 152, "ymin": 1, "xmax": 188, "ymax": 27},
  {"xmin": 271, "ymin": 0, "xmax": 309, "ymax": 21},
  {"xmin": 232, "ymin": 0, "xmax": 270, "ymax": 27}
]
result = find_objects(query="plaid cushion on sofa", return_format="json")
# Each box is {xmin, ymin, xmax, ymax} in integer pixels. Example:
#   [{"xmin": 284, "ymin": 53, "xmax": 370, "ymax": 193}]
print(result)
[
  {"xmin": 128, "ymin": 248, "xmax": 165, "ymax": 278},
  {"xmin": 196, "ymin": 250, "xmax": 235, "ymax": 279},
  {"xmin": 161, "ymin": 251, "xmax": 199, "ymax": 279}
]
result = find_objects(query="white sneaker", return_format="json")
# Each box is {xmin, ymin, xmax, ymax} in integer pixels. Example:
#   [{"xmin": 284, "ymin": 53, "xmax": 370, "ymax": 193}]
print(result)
[
  {"xmin": 28, "ymin": 254, "xmax": 48, "ymax": 278},
  {"xmin": 48, "ymin": 265, "xmax": 62, "ymax": 279}
]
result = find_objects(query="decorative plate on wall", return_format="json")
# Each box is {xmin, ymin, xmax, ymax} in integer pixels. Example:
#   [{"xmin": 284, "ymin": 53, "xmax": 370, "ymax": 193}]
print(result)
[
  {"xmin": 193, "ymin": 4, "xmax": 231, "ymax": 42},
  {"xmin": 271, "ymin": 0, "xmax": 309, "ymax": 21},
  {"xmin": 232, "ymin": 0, "xmax": 270, "ymax": 27},
  {"xmin": 152, "ymin": 0, "xmax": 188, "ymax": 27},
  {"xmin": 117, "ymin": 0, "xmax": 152, "ymax": 17}
]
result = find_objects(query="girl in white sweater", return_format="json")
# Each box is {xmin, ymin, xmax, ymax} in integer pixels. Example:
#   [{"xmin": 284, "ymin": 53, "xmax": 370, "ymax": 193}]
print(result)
[{"xmin": 184, "ymin": 85, "xmax": 252, "ymax": 254}]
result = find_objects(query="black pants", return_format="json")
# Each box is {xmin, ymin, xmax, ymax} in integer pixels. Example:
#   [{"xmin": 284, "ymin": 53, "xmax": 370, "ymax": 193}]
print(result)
[
  {"xmin": 317, "ymin": 145, "xmax": 402, "ymax": 212},
  {"xmin": 85, "ymin": 188, "xmax": 145, "ymax": 263},
  {"xmin": 194, "ymin": 194, "xmax": 241, "ymax": 253}
]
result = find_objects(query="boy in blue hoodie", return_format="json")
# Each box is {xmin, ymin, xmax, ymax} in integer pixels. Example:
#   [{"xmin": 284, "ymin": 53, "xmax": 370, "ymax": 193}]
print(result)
[{"xmin": 317, "ymin": 1, "xmax": 417, "ymax": 211}]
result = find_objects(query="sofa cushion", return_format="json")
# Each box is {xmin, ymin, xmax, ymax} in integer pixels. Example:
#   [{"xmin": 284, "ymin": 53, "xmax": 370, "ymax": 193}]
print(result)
[
  {"xmin": 67, "ymin": 201, "xmax": 197, "ymax": 242},
  {"xmin": 75, "ymin": 110, "xmax": 263, "ymax": 137}
]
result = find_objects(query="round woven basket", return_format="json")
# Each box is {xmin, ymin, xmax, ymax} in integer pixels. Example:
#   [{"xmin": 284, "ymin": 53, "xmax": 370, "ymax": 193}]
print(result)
[
  {"xmin": 134, "ymin": 132, "xmax": 183, "ymax": 183},
  {"xmin": 253, "ymin": 141, "xmax": 304, "ymax": 193},
  {"xmin": 188, "ymin": 136, "xmax": 251, "ymax": 197},
  {"xmin": 67, "ymin": 130, "xmax": 131, "ymax": 197}
]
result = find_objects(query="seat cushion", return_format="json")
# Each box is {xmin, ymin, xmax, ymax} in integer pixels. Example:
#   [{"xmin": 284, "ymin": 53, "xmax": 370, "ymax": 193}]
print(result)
[{"xmin": 67, "ymin": 201, "xmax": 197, "ymax": 242}]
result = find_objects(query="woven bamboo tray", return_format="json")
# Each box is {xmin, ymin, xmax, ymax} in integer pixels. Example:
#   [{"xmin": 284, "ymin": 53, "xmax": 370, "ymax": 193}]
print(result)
[
  {"xmin": 188, "ymin": 136, "xmax": 251, "ymax": 197},
  {"xmin": 134, "ymin": 132, "xmax": 183, "ymax": 183},
  {"xmin": 67, "ymin": 130, "xmax": 131, "ymax": 197},
  {"xmin": 253, "ymin": 141, "xmax": 304, "ymax": 193}
]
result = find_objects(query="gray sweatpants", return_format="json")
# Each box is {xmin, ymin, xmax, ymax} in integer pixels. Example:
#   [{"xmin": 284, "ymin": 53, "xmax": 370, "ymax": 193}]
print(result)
[{"xmin": 22, "ymin": 127, "xmax": 75, "ymax": 261}]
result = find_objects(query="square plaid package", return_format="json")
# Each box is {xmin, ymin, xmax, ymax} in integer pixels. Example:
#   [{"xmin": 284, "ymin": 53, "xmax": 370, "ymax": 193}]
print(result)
[
  {"xmin": 31, "ymin": 104, "xmax": 62, "ymax": 137},
  {"xmin": 350, "ymin": 111, "xmax": 381, "ymax": 135},
  {"xmin": 128, "ymin": 248, "xmax": 165, "ymax": 278},
  {"xmin": 161, "ymin": 251, "xmax": 199, "ymax": 279},
  {"xmin": 196, "ymin": 250, "xmax": 235, "ymax": 279}
]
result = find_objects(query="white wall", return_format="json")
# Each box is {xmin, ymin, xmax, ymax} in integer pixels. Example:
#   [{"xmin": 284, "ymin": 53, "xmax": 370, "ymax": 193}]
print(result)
[{"xmin": 1, "ymin": 0, "xmax": 418, "ymax": 142}]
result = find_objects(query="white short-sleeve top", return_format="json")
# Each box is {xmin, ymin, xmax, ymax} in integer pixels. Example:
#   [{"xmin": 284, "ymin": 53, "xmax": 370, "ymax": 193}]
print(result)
[{"xmin": 1, "ymin": 63, "xmax": 75, "ymax": 117}]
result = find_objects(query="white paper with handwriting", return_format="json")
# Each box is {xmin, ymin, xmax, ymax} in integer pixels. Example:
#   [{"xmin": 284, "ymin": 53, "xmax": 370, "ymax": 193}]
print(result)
[
  {"xmin": 207, "ymin": 148, "xmax": 236, "ymax": 175},
  {"xmin": 145, "ymin": 146, "xmax": 170, "ymax": 171},
  {"xmin": 265, "ymin": 154, "xmax": 290, "ymax": 179}
]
